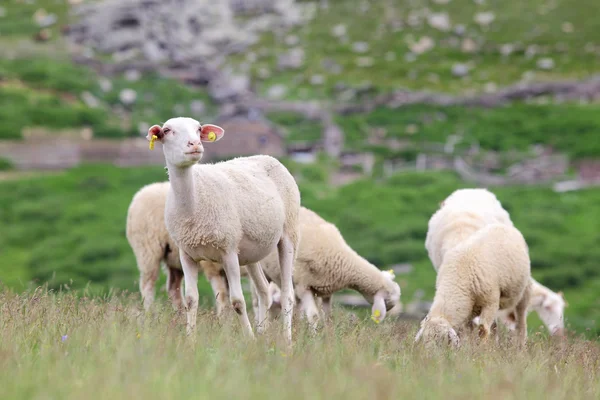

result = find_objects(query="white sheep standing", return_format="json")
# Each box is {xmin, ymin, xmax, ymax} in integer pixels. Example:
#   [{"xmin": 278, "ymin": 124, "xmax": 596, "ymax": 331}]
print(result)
[
  {"xmin": 259, "ymin": 206, "xmax": 401, "ymax": 329},
  {"xmin": 126, "ymin": 182, "xmax": 246, "ymax": 315},
  {"xmin": 430, "ymin": 189, "xmax": 567, "ymax": 337},
  {"xmin": 147, "ymin": 117, "xmax": 300, "ymax": 342},
  {"xmin": 415, "ymin": 189, "xmax": 531, "ymax": 347}
]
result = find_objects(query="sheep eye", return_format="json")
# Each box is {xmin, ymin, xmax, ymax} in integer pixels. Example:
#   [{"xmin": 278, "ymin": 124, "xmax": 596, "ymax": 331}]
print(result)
[{"xmin": 163, "ymin": 128, "xmax": 171, "ymax": 134}]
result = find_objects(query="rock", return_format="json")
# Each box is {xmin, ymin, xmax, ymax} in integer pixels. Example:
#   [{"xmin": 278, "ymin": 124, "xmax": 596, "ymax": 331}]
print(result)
[
  {"xmin": 142, "ymin": 41, "xmax": 167, "ymax": 63},
  {"xmin": 267, "ymin": 84, "xmax": 288, "ymax": 99},
  {"xmin": 355, "ymin": 57, "xmax": 374, "ymax": 68},
  {"xmin": 521, "ymin": 70, "xmax": 536, "ymax": 82},
  {"xmin": 453, "ymin": 24, "xmax": 466, "ymax": 36},
  {"xmin": 310, "ymin": 74, "xmax": 325, "ymax": 85},
  {"xmin": 474, "ymin": 12, "xmax": 495, "ymax": 27},
  {"xmin": 451, "ymin": 63, "xmax": 470, "ymax": 77},
  {"xmin": 81, "ymin": 91, "xmax": 100, "ymax": 108},
  {"xmin": 385, "ymin": 51, "xmax": 396, "ymax": 61},
  {"xmin": 483, "ymin": 82, "xmax": 497, "ymax": 93},
  {"xmin": 277, "ymin": 47, "xmax": 305, "ymax": 70},
  {"xmin": 409, "ymin": 36, "xmax": 435, "ymax": 54},
  {"xmin": 500, "ymin": 43, "xmax": 514, "ymax": 56},
  {"xmin": 119, "ymin": 89, "xmax": 137, "ymax": 105},
  {"xmin": 461, "ymin": 38, "xmax": 477, "ymax": 53},
  {"xmin": 536, "ymin": 58, "xmax": 555, "ymax": 70},
  {"xmin": 351, "ymin": 41, "xmax": 369, "ymax": 53},
  {"xmin": 257, "ymin": 67, "xmax": 271, "ymax": 79},
  {"xmin": 124, "ymin": 69, "xmax": 141, "ymax": 82},
  {"xmin": 209, "ymin": 73, "xmax": 250, "ymax": 102},
  {"xmin": 428, "ymin": 13, "xmax": 451, "ymax": 32},
  {"xmin": 98, "ymin": 78, "xmax": 113, "ymax": 93},
  {"xmin": 331, "ymin": 24, "xmax": 347, "ymax": 38},
  {"xmin": 404, "ymin": 52, "xmax": 417, "ymax": 63},
  {"xmin": 525, "ymin": 45, "xmax": 539, "ymax": 59},
  {"xmin": 33, "ymin": 9, "xmax": 57, "ymax": 28},
  {"xmin": 34, "ymin": 28, "xmax": 52, "ymax": 42},
  {"xmin": 405, "ymin": 124, "xmax": 418, "ymax": 135},
  {"xmin": 285, "ymin": 34, "xmax": 300, "ymax": 46},
  {"xmin": 561, "ymin": 22, "xmax": 574, "ymax": 34},
  {"xmin": 337, "ymin": 89, "xmax": 357, "ymax": 102},
  {"xmin": 246, "ymin": 52, "xmax": 257, "ymax": 62},
  {"xmin": 190, "ymin": 100, "xmax": 206, "ymax": 115},
  {"xmin": 321, "ymin": 59, "xmax": 342, "ymax": 74}
]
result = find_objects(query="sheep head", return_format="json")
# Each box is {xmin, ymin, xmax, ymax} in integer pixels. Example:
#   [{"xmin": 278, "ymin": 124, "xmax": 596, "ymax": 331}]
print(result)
[
  {"xmin": 534, "ymin": 290, "xmax": 567, "ymax": 336},
  {"xmin": 414, "ymin": 316, "xmax": 460, "ymax": 348},
  {"xmin": 147, "ymin": 117, "xmax": 224, "ymax": 168},
  {"xmin": 371, "ymin": 269, "xmax": 401, "ymax": 324}
]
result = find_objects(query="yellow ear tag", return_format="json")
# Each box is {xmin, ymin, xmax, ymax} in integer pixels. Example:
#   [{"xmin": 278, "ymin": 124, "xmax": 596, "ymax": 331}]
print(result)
[
  {"xmin": 371, "ymin": 309, "xmax": 381, "ymax": 324},
  {"xmin": 149, "ymin": 135, "xmax": 158, "ymax": 150},
  {"xmin": 207, "ymin": 131, "xmax": 216, "ymax": 142},
  {"xmin": 388, "ymin": 269, "xmax": 396, "ymax": 278}
]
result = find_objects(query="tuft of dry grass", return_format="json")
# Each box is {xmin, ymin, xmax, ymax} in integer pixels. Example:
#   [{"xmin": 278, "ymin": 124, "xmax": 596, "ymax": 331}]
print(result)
[{"xmin": 1, "ymin": 287, "xmax": 598, "ymax": 400}]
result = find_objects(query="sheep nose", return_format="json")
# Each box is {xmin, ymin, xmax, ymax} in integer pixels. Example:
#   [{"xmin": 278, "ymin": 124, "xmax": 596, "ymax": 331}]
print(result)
[{"xmin": 187, "ymin": 140, "xmax": 200, "ymax": 148}]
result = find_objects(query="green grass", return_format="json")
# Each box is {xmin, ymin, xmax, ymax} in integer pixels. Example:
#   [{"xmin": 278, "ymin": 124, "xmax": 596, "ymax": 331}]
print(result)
[
  {"xmin": 336, "ymin": 102, "xmax": 600, "ymax": 158},
  {"xmin": 1, "ymin": 165, "xmax": 599, "ymax": 335},
  {"xmin": 233, "ymin": 0, "xmax": 600, "ymax": 99},
  {"xmin": 0, "ymin": 289, "xmax": 599, "ymax": 400}
]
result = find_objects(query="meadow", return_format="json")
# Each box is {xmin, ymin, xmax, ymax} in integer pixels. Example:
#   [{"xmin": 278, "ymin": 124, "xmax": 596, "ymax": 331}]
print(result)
[{"xmin": 0, "ymin": 288, "xmax": 598, "ymax": 400}]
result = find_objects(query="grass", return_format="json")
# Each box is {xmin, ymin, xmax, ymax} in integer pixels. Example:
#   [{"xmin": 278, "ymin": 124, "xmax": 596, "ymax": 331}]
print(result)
[
  {"xmin": 236, "ymin": 0, "xmax": 600, "ymax": 99},
  {"xmin": 1, "ymin": 164, "xmax": 599, "ymax": 336},
  {"xmin": 0, "ymin": 288, "xmax": 599, "ymax": 400},
  {"xmin": 336, "ymin": 102, "xmax": 600, "ymax": 158}
]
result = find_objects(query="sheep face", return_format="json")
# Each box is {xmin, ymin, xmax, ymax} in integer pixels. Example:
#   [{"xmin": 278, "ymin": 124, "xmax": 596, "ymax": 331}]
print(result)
[
  {"xmin": 147, "ymin": 117, "xmax": 224, "ymax": 168},
  {"xmin": 371, "ymin": 270, "xmax": 401, "ymax": 323},
  {"xmin": 414, "ymin": 316, "xmax": 460, "ymax": 347},
  {"xmin": 533, "ymin": 290, "xmax": 567, "ymax": 336}
]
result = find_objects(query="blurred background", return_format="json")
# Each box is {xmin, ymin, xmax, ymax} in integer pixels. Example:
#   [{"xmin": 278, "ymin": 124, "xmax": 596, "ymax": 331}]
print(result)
[{"xmin": 0, "ymin": 0, "xmax": 598, "ymax": 336}]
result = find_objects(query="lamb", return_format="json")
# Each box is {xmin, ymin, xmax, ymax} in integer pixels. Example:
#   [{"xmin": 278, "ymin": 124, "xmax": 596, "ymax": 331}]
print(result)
[
  {"xmin": 428, "ymin": 188, "xmax": 566, "ymax": 337},
  {"xmin": 258, "ymin": 206, "xmax": 401, "ymax": 329},
  {"xmin": 147, "ymin": 117, "xmax": 300, "ymax": 342},
  {"xmin": 126, "ymin": 182, "xmax": 238, "ymax": 315},
  {"xmin": 415, "ymin": 189, "xmax": 531, "ymax": 347}
]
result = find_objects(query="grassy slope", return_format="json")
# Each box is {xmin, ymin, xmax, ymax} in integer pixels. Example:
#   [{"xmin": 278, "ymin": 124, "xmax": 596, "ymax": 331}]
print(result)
[
  {"xmin": 238, "ymin": 0, "xmax": 600, "ymax": 99},
  {"xmin": 1, "ymin": 165, "xmax": 599, "ymax": 335},
  {"xmin": 1, "ymin": 290, "xmax": 599, "ymax": 400}
]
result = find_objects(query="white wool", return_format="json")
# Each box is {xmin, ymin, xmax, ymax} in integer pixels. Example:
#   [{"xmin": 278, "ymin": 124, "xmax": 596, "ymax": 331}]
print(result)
[
  {"xmin": 148, "ymin": 117, "xmax": 300, "ymax": 341},
  {"xmin": 416, "ymin": 189, "xmax": 531, "ymax": 347},
  {"xmin": 259, "ymin": 207, "xmax": 401, "ymax": 328}
]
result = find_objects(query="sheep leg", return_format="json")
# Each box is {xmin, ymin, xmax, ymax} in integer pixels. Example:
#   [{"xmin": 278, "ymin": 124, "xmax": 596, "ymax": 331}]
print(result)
[
  {"xmin": 295, "ymin": 285, "xmax": 319, "ymax": 332},
  {"xmin": 477, "ymin": 301, "xmax": 499, "ymax": 342},
  {"xmin": 321, "ymin": 296, "xmax": 332, "ymax": 320},
  {"xmin": 207, "ymin": 271, "xmax": 230, "ymax": 317},
  {"xmin": 167, "ymin": 267, "xmax": 184, "ymax": 310},
  {"xmin": 514, "ymin": 286, "xmax": 531, "ymax": 348},
  {"xmin": 180, "ymin": 252, "xmax": 200, "ymax": 336},
  {"xmin": 246, "ymin": 262, "xmax": 271, "ymax": 333},
  {"xmin": 221, "ymin": 252, "xmax": 255, "ymax": 339},
  {"xmin": 278, "ymin": 236, "xmax": 296, "ymax": 344},
  {"xmin": 139, "ymin": 267, "xmax": 159, "ymax": 311}
]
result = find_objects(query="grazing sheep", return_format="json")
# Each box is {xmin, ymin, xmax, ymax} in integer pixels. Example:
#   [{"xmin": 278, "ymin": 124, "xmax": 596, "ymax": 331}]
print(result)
[
  {"xmin": 126, "ymin": 182, "xmax": 239, "ymax": 314},
  {"xmin": 147, "ymin": 117, "xmax": 300, "ymax": 341},
  {"xmin": 259, "ymin": 206, "xmax": 401, "ymax": 329},
  {"xmin": 474, "ymin": 278, "xmax": 567, "ymax": 336},
  {"xmin": 415, "ymin": 189, "xmax": 531, "ymax": 347}
]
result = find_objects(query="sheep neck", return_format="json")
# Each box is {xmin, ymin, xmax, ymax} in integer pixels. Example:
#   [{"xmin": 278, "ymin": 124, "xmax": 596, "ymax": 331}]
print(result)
[
  {"xmin": 438, "ymin": 221, "xmax": 481, "ymax": 264},
  {"xmin": 345, "ymin": 250, "xmax": 387, "ymax": 301},
  {"xmin": 166, "ymin": 163, "xmax": 197, "ymax": 210}
]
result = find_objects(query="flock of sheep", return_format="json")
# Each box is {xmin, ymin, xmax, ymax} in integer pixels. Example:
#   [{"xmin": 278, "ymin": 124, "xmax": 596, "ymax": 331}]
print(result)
[{"xmin": 125, "ymin": 116, "xmax": 566, "ymax": 347}]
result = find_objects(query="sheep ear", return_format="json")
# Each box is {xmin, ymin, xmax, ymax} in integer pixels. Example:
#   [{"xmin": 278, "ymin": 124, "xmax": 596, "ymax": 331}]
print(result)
[
  {"xmin": 557, "ymin": 291, "xmax": 564, "ymax": 299},
  {"xmin": 147, "ymin": 125, "xmax": 164, "ymax": 141},
  {"xmin": 542, "ymin": 294, "xmax": 553, "ymax": 310},
  {"xmin": 371, "ymin": 292, "xmax": 387, "ymax": 324},
  {"xmin": 200, "ymin": 124, "xmax": 224, "ymax": 142}
]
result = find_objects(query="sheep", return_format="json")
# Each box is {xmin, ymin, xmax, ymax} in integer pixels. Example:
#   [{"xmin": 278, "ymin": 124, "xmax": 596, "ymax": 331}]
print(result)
[
  {"xmin": 258, "ymin": 206, "xmax": 401, "ymax": 329},
  {"xmin": 147, "ymin": 117, "xmax": 300, "ymax": 342},
  {"xmin": 415, "ymin": 189, "xmax": 531, "ymax": 347},
  {"xmin": 474, "ymin": 278, "xmax": 567, "ymax": 336},
  {"xmin": 126, "ymin": 182, "xmax": 239, "ymax": 315}
]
